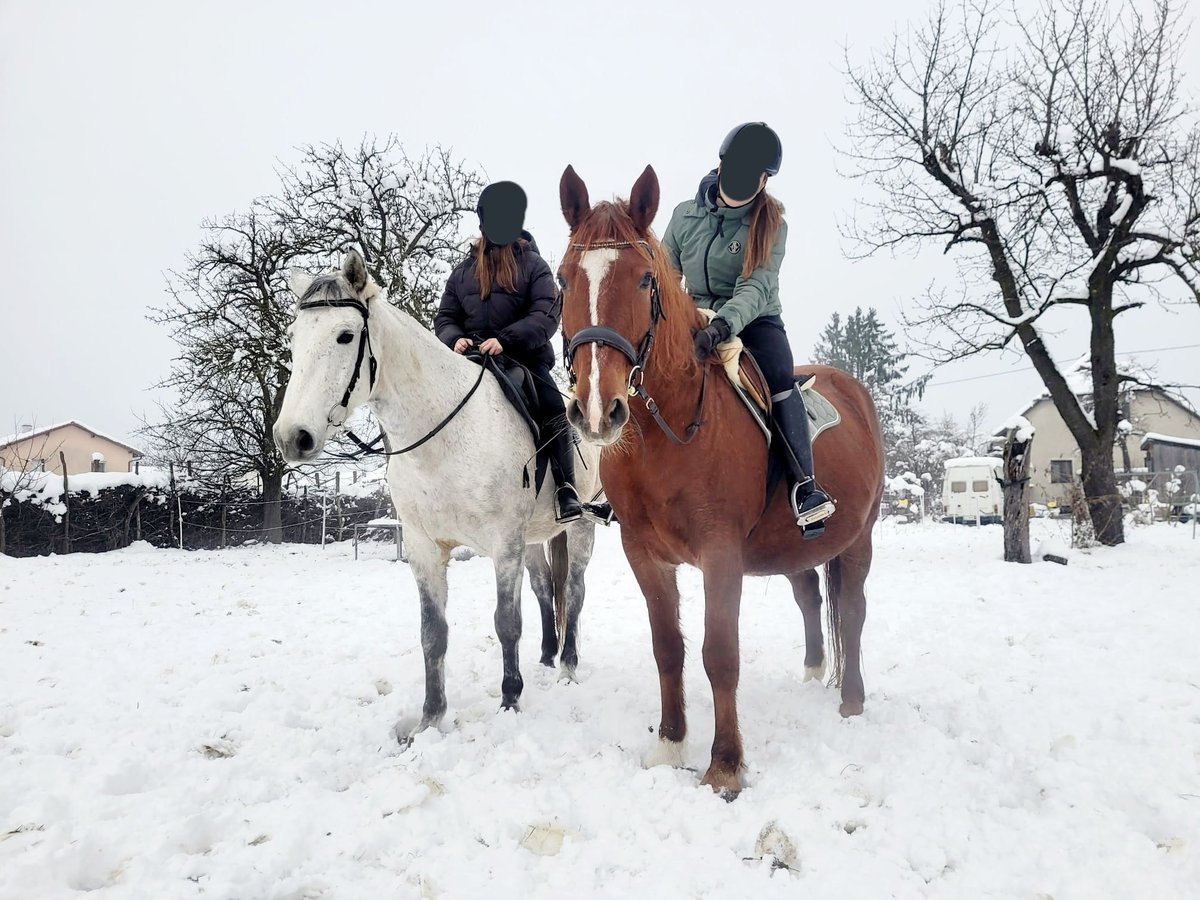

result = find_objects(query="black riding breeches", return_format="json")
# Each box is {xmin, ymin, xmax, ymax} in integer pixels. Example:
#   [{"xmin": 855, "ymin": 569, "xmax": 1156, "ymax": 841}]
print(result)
[
  {"xmin": 737, "ymin": 315, "xmax": 795, "ymax": 396},
  {"xmin": 528, "ymin": 362, "xmax": 567, "ymax": 433}
]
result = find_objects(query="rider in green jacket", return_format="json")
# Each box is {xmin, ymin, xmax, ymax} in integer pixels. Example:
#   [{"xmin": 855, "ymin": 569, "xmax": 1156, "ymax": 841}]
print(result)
[{"xmin": 662, "ymin": 122, "xmax": 835, "ymax": 537}]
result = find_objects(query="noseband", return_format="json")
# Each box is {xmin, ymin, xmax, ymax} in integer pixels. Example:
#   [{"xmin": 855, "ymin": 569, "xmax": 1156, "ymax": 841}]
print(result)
[{"xmin": 563, "ymin": 240, "xmax": 706, "ymax": 445}]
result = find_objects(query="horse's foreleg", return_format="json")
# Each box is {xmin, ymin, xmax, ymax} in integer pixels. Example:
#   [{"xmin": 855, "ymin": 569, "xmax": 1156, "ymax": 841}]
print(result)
[
  {"xmin": 788, "ymin": 569, "xmax": 826, "ymax": 682},
  {"xmin": 524, "ymin": 544, "xmax": 557, "ymax": 667},
  {"xmin": 405, "ymin": 538, "xmax": 451, "ymax": 738},
  {"xmin": 494, "ymin": 543, "xmax": 526, "ymax": 710},
  {"xmin": 625, "ymin": 542, "xmax": 687, "ymax": 766},
  {"xmin": 833, "ymin": 533, "xmax": 871, "ymax": 718},
  {"xmin": 700, "ymin": 552, "xmax": 744, "ymax": 796},
  {"xmin": 558, "ymin": 521, "xmax": 595, "ymax": 681}
]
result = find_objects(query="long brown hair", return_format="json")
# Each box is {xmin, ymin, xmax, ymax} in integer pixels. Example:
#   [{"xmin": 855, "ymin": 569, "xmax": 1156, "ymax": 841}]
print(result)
[
  {"xmin": 471, "ymin": 237, "xmax": 525, "ymax": 298},
  {"xmin": 741, "ymin": 190, "xmax": 784, "ymax": 277}
]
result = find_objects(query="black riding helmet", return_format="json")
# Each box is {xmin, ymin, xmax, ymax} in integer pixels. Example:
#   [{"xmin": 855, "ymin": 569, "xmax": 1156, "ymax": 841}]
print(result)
[
  {"xmin": 476, "ymin": 181, "xmax": 527, "ymax": 246},
  {"xmin": 718, "ymin": 122, "xmax": 783, "ymax": 176}
]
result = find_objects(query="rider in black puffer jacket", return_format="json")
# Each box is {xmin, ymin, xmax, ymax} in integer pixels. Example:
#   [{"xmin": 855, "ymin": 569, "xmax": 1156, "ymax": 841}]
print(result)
[{"xmin": 434, "ymin": 182, "xmax": 591, "ymax": 523}]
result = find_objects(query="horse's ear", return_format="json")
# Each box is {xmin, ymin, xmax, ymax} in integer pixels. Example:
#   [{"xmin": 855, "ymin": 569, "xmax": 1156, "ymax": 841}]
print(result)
[
  {"xmin": 288, "ymin": 269, "xmax": 313, "ymax": 299},
  {"xmin": 341, "ymin": 249, "xmax": 368, "ymax": 292},
  {"xmin": 629, "ymin": 165, "xmax": 659, "ymax": 234},
  {"xmin": 560, "ymin": 165, "xmax": 591, "ymax": 230}
]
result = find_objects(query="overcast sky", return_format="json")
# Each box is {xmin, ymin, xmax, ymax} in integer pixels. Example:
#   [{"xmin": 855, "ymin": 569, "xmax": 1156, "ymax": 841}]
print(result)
[{"xmin": 2, "ymin": 0, "xmax": 1198, "ymax": 447}]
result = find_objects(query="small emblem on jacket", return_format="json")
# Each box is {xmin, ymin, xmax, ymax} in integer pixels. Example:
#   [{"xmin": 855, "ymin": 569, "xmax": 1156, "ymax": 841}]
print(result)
[{"xmin": 726, "ymin": 239, "xmax": 742, "ymax": 254}]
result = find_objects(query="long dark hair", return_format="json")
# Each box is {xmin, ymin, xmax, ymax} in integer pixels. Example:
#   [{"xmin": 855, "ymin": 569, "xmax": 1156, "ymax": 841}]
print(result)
[
  {"xmin": 470, "ymin": 237, "xmax": 527, "ymax": 298},
  {"xmin": 741, "ymin": 190, "xmax": 784, "ymax": 277}
]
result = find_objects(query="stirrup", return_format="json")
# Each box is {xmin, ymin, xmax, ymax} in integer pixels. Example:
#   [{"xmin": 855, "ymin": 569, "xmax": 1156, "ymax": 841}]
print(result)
[
  {"xmin": 554, "ymin": 485, "xmax": 583, "ymax": 523},
  {"xmin": 789, "ymin": 483, "xmax": 835, "ymax": 528},
  {"xmin": 580, "ymin": 501, "xmax": 615, "ymax": 526}
]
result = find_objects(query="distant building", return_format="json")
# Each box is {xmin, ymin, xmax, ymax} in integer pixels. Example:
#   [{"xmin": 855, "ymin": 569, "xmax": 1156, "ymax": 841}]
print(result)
[
  {"xmin": 0, "ymin": 422, "xmax": 143, "ymax": 476},
  {"xmin": 1140, "ymin": 432, "xmax": 1200, "ymax": 474},
  {"xmin": 994, "ymin": 384, "xmax": 1200, "ymax": 507}
]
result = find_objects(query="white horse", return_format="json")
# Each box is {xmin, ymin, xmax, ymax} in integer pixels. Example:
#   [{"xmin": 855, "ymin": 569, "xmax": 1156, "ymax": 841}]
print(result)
[{"xmin": 274, "ymin": 250, "xmax": 600, "ymax": 738}]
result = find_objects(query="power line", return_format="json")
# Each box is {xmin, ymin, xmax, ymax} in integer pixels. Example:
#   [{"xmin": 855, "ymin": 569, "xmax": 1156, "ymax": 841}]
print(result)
[{"xmin": 923, "ymin": 343, "xmax": 1200, "ymax": 389}]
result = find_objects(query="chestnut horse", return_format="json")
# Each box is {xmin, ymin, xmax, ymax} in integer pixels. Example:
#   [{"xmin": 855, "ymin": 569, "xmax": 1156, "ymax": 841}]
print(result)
[{"xmin": 557, "ymin": 165, "xmax": 885, "ymax": 796}]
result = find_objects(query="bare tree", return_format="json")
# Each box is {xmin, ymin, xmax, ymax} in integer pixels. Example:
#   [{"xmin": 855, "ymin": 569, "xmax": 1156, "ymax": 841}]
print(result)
[
  {"xmin": 143, "ymin": 139, "xmax": 483, "ymax": 539},
  {"xmin": 844, "ymin": 0, "xmax": 1200, "ymax": 545},
  {"xmin": 268, "ymin": 138, "xmax": 484, "ymax": 326},
  {"xmin": 143, "ymin": 209, "xmax": 309, "ymax": 541}
]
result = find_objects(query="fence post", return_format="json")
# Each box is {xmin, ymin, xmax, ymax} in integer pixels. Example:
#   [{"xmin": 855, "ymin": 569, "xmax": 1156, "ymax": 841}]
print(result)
[
  {"xmin": 59, "ymin": 450, "xmax": 71, "ymax": 554},
  {"xmin": 169, "ymin": 463, "xmax": 178, "ymax": 549},
  {"xmin": 221, "ymin": 475, "xmax": 229, "ymax": 549},
  {"xmin": 302, "ymin": 486, "xmax": 309, "ymax": 544},
  {"xmin": 335, "ymin": 472, "xmax": 343, "ymax": 541},
  {"xmin": 321, "ymin": 491, "xmax": 328, "ymax": 548}
]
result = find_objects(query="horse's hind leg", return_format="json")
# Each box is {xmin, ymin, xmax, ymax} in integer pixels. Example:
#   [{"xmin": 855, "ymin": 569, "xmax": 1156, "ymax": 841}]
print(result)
[
  {"xmin": 557, "ymin": 521, "xmax": 595, "ymax": 681},
  {"xmin": 494, "ymin": 541, "xmax": 527, "ymax": 711},
  {"xmin": 524, "ymin": 543, "xmax": 558, "ymax": 667},
  {"xmin": 787, "ymin": 569, "xmax": 826, "ymax": 682},
  {"xmin": 830, "ymin": 533, "xmax": 871, "ymax": 717}
]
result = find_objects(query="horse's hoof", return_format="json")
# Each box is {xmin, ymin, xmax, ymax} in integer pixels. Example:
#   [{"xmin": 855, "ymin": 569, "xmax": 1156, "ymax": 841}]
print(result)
[
  {"xmin": 643, "ymin": 737, "xmax": 686, "ymax": 769},
  {"xmin": 540, "ymin": 654, "xmax": 556, "ymax": 668},
  {"xmin": 394, "ymin": 713, "xmax": 442, "ymax": 747},
  {"xmin": 839, "ymin": 699, "xmax": 864, "ymax": 718},
  {"xmin": 700, "ymin": 765, "xmax": 742, "ymax": 799},
  {"xmin": 500, "ymin": 699, "xmax": 522, "ymax": 713},
  {"xmin": 557, "ymin": 664, "xmax": 578, "ymax": 684},
  {"xmin": 803, "ymin": 661, "xmax": 827, "ymax": 683}
]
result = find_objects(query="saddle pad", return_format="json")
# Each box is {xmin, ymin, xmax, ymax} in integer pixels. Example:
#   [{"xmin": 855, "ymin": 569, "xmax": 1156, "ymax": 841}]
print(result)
[{"xmin": 696, "ymin": 309, "xmax": 841, "ymax": 442}]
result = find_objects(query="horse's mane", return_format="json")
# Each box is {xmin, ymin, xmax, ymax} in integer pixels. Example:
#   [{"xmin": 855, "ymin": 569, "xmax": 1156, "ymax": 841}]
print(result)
[{"xmin": 571, "ymin": 202, "xmax": 703, "ymax": 379}]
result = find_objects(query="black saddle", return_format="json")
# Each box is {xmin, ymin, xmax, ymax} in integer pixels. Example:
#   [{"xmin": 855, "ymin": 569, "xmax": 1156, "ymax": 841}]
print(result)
[{"xmin": 465, "ymin": 351, "xmax": 551, "ymax": 492}]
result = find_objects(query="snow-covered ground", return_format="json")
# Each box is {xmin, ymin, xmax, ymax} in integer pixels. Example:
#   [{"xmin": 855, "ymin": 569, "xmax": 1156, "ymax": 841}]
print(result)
[{"xmin": 2, "ymin": 520, "xmax": 1198, "ymax": 899}]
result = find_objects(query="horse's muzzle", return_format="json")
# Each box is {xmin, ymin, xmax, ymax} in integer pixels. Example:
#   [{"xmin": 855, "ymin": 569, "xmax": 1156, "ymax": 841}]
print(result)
[
  {"xmin": 566, "ymin": 395, "xmax": 629, "ymax": 445},
  {"xmin": 274, "ymin": 424, "xmax": 322, "ymax": 464}
]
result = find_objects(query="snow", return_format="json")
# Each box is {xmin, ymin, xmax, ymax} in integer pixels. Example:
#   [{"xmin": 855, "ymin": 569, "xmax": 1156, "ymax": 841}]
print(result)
[
  {"xmin": 1109, "ymin": 158, "xmax": 1142, "ymax": 176},
  {"xmin": 1110, "ymin": 193, "xmax": 1134, "ymax": 225},
  {"xmin": 886, "ymin": 476, "xmax": 924, "ymax": 497},
  {"xmin": 942, "ymin": 456, "xmax": 1002, "ymax": 469},
  {"xmin": 1, "ymin": 522, "xmax": 1198, "ymax": 897},
  {"xmin": 1141, "ymin": 431, "xmax": 1200, "ymax": 451},
  {"xmin": 1, "ymin": 469, "xmax": 170, "ymax": 504},
  {"xmin": 1000, "ymin": 415, "xmax": 1035, "ymax": 443}
]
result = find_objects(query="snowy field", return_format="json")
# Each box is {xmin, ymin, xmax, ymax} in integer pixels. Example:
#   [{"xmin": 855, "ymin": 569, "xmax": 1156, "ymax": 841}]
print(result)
[{"xmin": 2, "ymin": 520, "xmax": 1198, "ymax": 899}]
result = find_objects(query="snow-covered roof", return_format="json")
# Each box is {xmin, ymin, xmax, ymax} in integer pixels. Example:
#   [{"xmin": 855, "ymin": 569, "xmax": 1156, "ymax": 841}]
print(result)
[
  {"xmin": 0, "ymin": 420, "xmax": 143, "ymax": 456},
  {"xmin": 1139, "ymin": 432, "xmax": 1200, "ymax": 451},
  {"xmin": 943, "ymin": 456, "xmax": 1003, "ymax": 468}
]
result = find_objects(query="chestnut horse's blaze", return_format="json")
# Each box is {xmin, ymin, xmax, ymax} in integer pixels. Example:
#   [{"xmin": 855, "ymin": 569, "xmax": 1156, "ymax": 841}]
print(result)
[{"xmin": 558, "ymin": 163, "xmax": 886, "ymax": 797}]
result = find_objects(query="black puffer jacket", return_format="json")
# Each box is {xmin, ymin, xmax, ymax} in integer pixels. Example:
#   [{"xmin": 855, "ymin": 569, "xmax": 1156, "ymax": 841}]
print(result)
[{"xmin": 434, "ymin": 231, "xmax": 559, "ymax": 367}]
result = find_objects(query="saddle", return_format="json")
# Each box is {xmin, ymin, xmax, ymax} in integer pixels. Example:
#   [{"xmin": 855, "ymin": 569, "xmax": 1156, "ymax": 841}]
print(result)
[
  {"xmin": 696, "ymin": 309, "xmax": 842, "ymax": 445},
  {"xmin": 465, "ymin": 351, "xmax": 552, "ymax": 493}
]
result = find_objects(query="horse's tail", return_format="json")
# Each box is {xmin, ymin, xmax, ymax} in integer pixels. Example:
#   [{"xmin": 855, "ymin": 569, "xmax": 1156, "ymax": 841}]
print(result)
[
  {"xmin": 824, "ymin": 556, "xmax": 846, "ymax": 688},
  {"xmin": 549, "ymin": 530, "xmax": 570, "ymax": 652}
]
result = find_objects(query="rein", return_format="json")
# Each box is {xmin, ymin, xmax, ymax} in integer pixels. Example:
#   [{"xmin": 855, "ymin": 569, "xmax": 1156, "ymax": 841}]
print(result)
[
  {"xmin": 563, "ymin": 240, "xmax": 708, "ymax": 445},
  {"xmin": 295, "ymin": 293, "xmax": 486, "ymax": 460}
]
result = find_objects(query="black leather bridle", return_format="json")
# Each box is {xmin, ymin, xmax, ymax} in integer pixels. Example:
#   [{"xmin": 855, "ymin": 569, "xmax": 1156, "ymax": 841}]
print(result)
[
  {"xmin": 562, "ymin": 240, "xmax": 707, "ymax": 445},
  {"xmin": 295, "ymin": 291, "xmax": 486, "ymax": 458}
]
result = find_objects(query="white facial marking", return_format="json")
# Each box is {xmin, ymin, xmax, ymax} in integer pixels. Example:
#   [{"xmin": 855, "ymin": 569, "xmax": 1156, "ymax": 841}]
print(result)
[{"xmin": 578, "ymin": 249, "xmax": 618, "ymax": 433}]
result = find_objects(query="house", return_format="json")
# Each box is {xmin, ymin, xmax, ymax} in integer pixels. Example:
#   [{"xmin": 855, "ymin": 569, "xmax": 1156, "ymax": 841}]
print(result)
[
  {"xmin": 993, "ymin": 368, "xmax": 1200, "ymax": 507},
  {"xmin": 1140, "ymin": 432, "xmax": 1200, "ymax": 474},
  {"xmin": 0, "ymin": 422, "xmax": 144, "ymax": 477}
]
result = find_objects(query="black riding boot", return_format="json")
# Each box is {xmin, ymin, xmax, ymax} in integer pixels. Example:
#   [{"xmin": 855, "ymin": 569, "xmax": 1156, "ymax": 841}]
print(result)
[
  {"xmin": 547, "ymin": 427, "xmax": 584, "ymax": 523},
  {"xmin": 771, "ymin": 388, "xmax": 836, "ymax": 539}
]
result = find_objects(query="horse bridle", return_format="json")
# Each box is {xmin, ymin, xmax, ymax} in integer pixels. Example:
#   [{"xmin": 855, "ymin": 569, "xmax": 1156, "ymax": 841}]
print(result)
[
  {"xmin": 297, "ymin": 294, "xmax": 378, "ymax": 424},
  {"xmin": 295, "ymin": 291, "xmax": 487, "ymax": 457},
  {"xmin": 563, "ymin": 240, "xmax": 707, "ymax": 445}
]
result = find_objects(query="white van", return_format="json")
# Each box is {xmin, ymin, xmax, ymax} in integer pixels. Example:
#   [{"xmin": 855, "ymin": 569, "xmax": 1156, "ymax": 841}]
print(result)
[{"xmin": 941, "ymin": 457, "xmax": 1004, "ymax": 525}]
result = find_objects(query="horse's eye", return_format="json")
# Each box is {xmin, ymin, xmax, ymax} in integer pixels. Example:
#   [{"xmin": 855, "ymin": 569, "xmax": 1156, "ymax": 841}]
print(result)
[
  {"xmin": 640, "ymin": 272, "xmax": 653, "ymax": 289},
  {"xmin": 557, "ymin": 273, "xmax": 567, "ymax": 290},
  {"xmin": 337, "ymin": 331, "xmax": 355, "ymax": 344}
]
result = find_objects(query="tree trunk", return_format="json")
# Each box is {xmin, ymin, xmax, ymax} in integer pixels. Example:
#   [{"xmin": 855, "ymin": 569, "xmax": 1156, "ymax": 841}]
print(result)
[
  {"xmin": 1081, "ymin": 444, "xmax": 1124, "ymax": 546},
  {"xmin": 262, "ymin": 470, "xmax": 283, "ymax": 544},
  {"xmin": 1002, "ymin": 430, "xmax": 1033, "ymax": 563}
]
